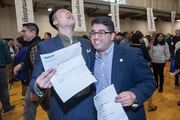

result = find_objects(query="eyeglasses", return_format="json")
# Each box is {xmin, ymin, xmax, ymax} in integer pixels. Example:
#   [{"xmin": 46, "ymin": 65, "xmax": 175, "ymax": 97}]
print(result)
[{"xmin": 89, "ymin": 30, "xmax": 112, "ymax": 37}]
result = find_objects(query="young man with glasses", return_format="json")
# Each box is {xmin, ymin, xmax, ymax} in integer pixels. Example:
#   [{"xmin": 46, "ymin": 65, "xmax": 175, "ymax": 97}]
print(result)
[{"xmin": 89, "ymin": 16, "xmax": 156, "ymax": 120}]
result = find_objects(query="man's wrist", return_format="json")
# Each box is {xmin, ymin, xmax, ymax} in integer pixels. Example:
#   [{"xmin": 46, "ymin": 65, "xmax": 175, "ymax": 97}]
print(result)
[{"xmin": 130, "ymin": 92, "xmax": 139, "ymax": 109}]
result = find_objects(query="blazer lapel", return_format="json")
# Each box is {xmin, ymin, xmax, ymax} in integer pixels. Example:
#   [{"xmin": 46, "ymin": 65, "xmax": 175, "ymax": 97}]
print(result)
[{"xmin": 111, "ymin": 45, "xmax": 126, "ymax": 93}]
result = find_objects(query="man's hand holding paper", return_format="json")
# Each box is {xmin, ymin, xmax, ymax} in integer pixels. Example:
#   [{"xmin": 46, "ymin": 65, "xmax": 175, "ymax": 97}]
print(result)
[
  {"xmin": 36, "ymin": 68, "xmax": 56, "ymax": 89},
  {"xmin": 94, "ymin": 84, "xmax": 129, "ymax": 120}
]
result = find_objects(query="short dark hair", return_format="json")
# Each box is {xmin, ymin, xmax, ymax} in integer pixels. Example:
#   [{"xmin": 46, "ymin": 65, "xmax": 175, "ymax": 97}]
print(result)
[
  {"xmin": 6, "ymin": 38, "xmax": 14, "ymax": 42},
  {"xmin": 49, "ymin": 6, "xmax": 62, "ymax": 30},
  {"xmin": 91, "ymin": 16, "xmax": 115, "ymax": 32},
  {"xmin": 116, "ymin": 32, "xmax": 122, "ymax": 36},
  {"xmin": 22, "ymin": 23, "xmax": 39, "ymax": 35},
  {"xmin": 121, "ymin": 32, "xmax": 128, "ymax": 37},
  {"xmin": 45, "ymin": 32, "xmax": 52, "ymax": 38},
  {"xmin": 131, "ymin": 32, "xmax": 143, "ymax": 44}
]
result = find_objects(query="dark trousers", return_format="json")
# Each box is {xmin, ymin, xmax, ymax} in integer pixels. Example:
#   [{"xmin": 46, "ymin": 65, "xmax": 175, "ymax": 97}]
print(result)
[
  {"xmin": 23, "ymin": 87, "xmax": 50, "ymax": 120},
  {"xmin": 152, "ymin": 63, "xmax": 165, "ymax": 89},
  {"xmin": 0, "ymin": 67, "xmax": 12, "ymax": 110},
  {"xmin": 175, "ymin": 74, "xmax": 179, "ymax": 85}
]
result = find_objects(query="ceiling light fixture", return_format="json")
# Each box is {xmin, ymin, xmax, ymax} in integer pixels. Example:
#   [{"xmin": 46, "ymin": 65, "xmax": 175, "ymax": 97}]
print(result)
[{"xmin": 48, "ymin": 8, "xmax": 52, "ymax": 12}]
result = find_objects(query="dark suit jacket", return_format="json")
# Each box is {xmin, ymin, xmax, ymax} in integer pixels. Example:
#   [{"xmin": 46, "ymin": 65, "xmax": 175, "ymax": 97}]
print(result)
[
  {"xmin": 111, "ymin": 44, "xmax": 156, "ymax": 120},
  {"xmin": 30, "ymin": 35, "xmax": 97, "ymax": 120}
]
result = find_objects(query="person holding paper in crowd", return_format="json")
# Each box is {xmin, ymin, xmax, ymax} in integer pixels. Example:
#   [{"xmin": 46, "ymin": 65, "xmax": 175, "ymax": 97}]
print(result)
[
  {"xmin": 89, "ymin": 16, "xmax": 156, "ymax": 120},
  {"xmin": 30, "ymin": 7, "xmax": 96, "ymax": 120}
]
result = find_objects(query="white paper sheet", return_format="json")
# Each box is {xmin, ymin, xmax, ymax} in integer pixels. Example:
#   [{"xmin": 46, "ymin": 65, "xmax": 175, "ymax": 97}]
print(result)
[
  {"xmin": 40, "ymin": 42, "xmax": 97, "ymax": 102},
  {"xmin": 94, "ymin": 84, "xmax": 129, "ymax": 120}
]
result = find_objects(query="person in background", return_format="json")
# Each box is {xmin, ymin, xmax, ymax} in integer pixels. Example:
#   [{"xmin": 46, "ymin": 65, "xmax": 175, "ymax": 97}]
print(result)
[
  {"xmin": 175, "ymin": 40, "xmax": 180, "ymax": 106},
  {"xmin": 0, "ymin": 104, "xmax": 2, "ymax": 119},
  {"xmin": 149, "ymin": 33, "xmax": 170, "ymax": 93},
  {"xmin": 13, "ymin": 36, "xmax": 29, "ymax": 96},
  {"xmin": 127, "ymin": 31, "xmax": 133, "ymax": 41},
  {"xmin": 119, "ymin": 31, "xmax": 130, "ymax": 47},
  {"xmin": 89, "ymin": 16, "xmax": 156, "ymax": 120},
  {"xmin": 173, "ymin": 29, "xmax": 180, "ymax": 86},
  {"xmin": 43, "ymin": 32, "xmax": 52, "ymax": 41},
  {"xmin": 14, "ymin": 23, "xmax": 50, "ymax": 120},
  {"xmin": 130, "ymin": 31, "xmax": 157, "ymax": 112},
  {"xmin": 131, "ymin": 32, "xmax": 150, "ymax": 60},
  {"xmin": 143, "ymin": 36, "xmax": 149, "ymax": 47},
  {"xmin": 167, "ymin": 34, "xmax": 174, "ymax": 59},
  {"xmin": 146, "ymin": 35, "xmax": 154, "ymax": 50},
  {"xmin": 0, "ymin": 39, "xmax": 15, "ymax": 114},
  {"xmin": 82, "ymin": 35, "xmax": 89, "ymax": 40},
  {"xmin": 6, "ymin": 38, "xmax": 17, "ymax": 83},
  {"xmin": 6, "ymin": 38, "xmax": 17, "ymax": 60},
  {"xmin": 114, "ymin": 32, "xmax": 123, "ymax": 45}
]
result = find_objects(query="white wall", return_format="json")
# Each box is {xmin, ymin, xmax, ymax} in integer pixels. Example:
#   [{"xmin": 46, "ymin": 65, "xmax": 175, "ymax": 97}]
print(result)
[
  {"xmin": 0, "ymin": 6, "xmax": 180, "ymax": 39},
  {"xmin": 34, "ymin": 9, "xmax": 58, "ymax": 38}
]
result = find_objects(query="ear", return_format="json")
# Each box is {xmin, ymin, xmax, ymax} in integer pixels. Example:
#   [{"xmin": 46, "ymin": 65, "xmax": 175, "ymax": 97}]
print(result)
[
  {"xmin": 111, "ymin": 32, "xmax": 116, "ymax": 41},
  {"xmin": 32, "ymin": 31, "xmax": 36, "ymax": 36},
  {"xmin": 53, "ymin": 19, "xmax": 58, "ymax": 26}
]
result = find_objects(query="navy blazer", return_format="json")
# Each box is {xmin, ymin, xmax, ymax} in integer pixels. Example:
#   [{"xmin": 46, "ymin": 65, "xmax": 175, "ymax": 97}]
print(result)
[
  {"xmin": 111, "ymin": 44, "xmax": 156, "ymax": 120},
  {"xmin": 30, "ymin": 35, "xmax": 97, "ymax": 120}
]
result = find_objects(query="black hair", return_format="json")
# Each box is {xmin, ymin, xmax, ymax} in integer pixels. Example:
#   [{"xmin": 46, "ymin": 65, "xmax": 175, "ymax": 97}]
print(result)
[
  {"xmin": 82, "ymin": 35, "xmax": 89, "ymax": 40},
  {"xmin": 44, "ymin": 32, "xmax": 52, "ymax": 38},
  {"xmin": 153, "ymin": 33, "xmax": 165, "ymax": 45},
  {"xmin": 5, "ymin": 38, "xmax": 14, "ymax": 42},
  {"xmin": 131, "ymin": 32, "xmax": 143, "ymax": 44},
  {"xmin": 49, "ymin": 6, "xmax": 62, "ymax": 30},
  {"xmin": 91, "ymin": 16, "xmax": 115, "ymax": 32},
  {"xmin": 116, "ymin": 32, "xmax": 122, "ymax": 36},
  {"xmin": 121, "ymin": 32, "xmax": 128, "ymax": 37},
  {"xmin": 22, "ymin": 23, "xmax": 39, "ymax": 35}
]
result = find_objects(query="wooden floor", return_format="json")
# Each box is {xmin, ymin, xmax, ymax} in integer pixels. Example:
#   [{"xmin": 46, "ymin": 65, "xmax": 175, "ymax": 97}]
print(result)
[{"xmin": 2, "ymin": 62, "xmax": 180, "ymax": 120}]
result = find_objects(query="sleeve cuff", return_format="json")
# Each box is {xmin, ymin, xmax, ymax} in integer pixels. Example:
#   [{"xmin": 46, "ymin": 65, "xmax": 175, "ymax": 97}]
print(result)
[{"xmin": 34, "ymin": 83, "xmax": 44, "ymax": 97}]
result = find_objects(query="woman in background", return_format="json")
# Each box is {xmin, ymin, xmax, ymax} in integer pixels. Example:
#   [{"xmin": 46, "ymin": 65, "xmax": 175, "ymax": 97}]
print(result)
[{"xmin": 149, "ymin": 33, "xmax": 170, "ymax": 93}]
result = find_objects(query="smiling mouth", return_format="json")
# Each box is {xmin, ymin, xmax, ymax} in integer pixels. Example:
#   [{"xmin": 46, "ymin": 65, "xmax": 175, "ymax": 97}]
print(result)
[{"xmin": 94, "ymin": 40, "xmax": 101, "ymax": 45}]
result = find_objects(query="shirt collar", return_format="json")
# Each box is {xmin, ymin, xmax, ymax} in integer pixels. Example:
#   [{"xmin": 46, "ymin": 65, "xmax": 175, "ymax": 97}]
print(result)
[
  {"xmin": 95, "ymin": 43, "xmax": 114, "ymax": 59},
  {"xmin": 58, "ymin": 33, "xmax": 78, "ymax": 44}
]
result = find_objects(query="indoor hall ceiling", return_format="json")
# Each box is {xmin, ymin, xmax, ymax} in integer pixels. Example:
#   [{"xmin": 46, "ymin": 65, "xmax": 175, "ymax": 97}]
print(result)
[{"xmin": 1, "ymin": 0, "xmax": 180, "ymax": 21}]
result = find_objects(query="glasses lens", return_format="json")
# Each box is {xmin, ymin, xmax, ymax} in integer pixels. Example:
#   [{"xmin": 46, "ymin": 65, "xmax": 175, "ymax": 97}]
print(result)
[
  {"xmin": 89, "ymin": 30, "xmax": 109, "ymax": 37},
  {"xmin": 99, "ymin": 31, "xmax": 106, "ymax": 37}
]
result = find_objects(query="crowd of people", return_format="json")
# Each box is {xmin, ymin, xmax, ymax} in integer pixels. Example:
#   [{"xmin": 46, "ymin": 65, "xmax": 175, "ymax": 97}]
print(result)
[{"xmin": 0, "ymin": 6, "xmax": 180, "ymax": 120}]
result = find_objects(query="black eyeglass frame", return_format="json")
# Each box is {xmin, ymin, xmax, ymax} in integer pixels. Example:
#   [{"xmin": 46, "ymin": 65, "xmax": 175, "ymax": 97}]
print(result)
[{"xmin": 89, "ymin": 30, "xmax": 113, "ymax": 37}]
